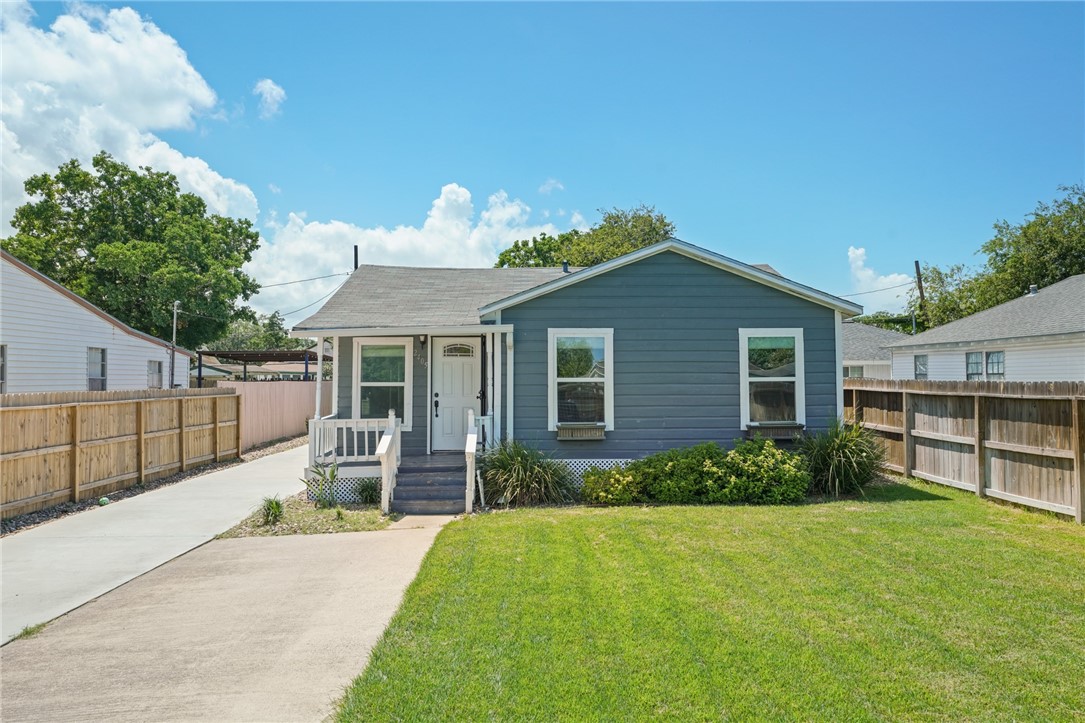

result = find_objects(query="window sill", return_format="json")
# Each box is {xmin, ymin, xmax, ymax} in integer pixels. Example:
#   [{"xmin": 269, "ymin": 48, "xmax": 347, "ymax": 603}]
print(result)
[
  {"xmin": 556, "ymin": 424, "xmax": 606, "ymax": 441},
  {"xmin": 743, "ymin": 422, "xmax": 804, "ymax": 440}
]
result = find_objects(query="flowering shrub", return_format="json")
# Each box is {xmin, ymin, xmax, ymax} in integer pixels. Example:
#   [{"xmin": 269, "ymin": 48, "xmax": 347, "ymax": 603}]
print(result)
[
  {"xmin": 626, "ymin": 442, "xmax": 729, "ymax": 503},
  {"xmin": 582, "ymin": 464, "xmax": 641, "ymax": 505}
]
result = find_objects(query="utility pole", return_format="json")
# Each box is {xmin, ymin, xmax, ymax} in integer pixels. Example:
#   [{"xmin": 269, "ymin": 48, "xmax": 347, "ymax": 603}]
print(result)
[
  {"xmin": 169, "ymin": 300, "xmax": 180, "ymax": 388},
  {"xmin": 913, "ymin": 260, "xmax": 926, "ymax": 328}
]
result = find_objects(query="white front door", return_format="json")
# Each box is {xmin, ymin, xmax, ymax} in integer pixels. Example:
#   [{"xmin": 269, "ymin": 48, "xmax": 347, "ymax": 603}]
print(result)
[{"xmin": 431, "ymin": 337, "xmax": 482, "ymax": 451}]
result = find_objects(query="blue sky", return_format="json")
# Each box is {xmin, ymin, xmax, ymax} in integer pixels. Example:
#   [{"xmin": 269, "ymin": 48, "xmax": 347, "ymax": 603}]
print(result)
[{"xmin": 4, "ymin": 2, "xmax": 1082, "ymax": 319}]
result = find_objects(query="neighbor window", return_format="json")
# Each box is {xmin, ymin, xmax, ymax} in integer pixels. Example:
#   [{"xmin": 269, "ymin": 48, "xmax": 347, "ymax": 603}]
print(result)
[
  {"xmin": 88, "ymin": 347, "xmax": 107, "ymax": 390},
  {"xmin": 353, "ymin": 338, "xmax": 413, "ymax": 429},
  {"xmin": 739, "ymin": 329, "xmax": 805, "ymax": 428},
  {"xmin": 966, "ymin": 352, "xmax": 984, "ymax": 381},
  {"xmin": 843, "ymin": 365, "xmax": 864, "ymax": 378},
  {"xmin": 914, "ymin": 354, "xmax": 928, "ymax": 380},
  {"xmin": 547, "ymin": 328, "xmax": 614, "ymax": 431},
  {"xmin": 0, "ymin": 345, "xmax": 6, "ymax": 393},
  {"xmin": 147, "ymin": 360, "xmax": 164, "ymax": 389},
  {"xmin": 985, "ymin": 351, "xmax": 1005, "ymax": 380}
]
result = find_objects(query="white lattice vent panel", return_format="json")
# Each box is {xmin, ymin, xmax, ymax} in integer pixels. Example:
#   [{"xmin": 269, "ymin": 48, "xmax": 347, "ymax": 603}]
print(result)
[
  {"xmin": 304, "ymin": 477, "xmax": 382, "ymax": 505},
  {"xmin": 562, "ymin": 459, "xmax": 632, "ymax": 485}
]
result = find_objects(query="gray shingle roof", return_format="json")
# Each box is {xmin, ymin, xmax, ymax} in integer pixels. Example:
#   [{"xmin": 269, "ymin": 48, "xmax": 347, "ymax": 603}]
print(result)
[
  {"xmin": 293, "ymin": 265, "xmax": 576, "ymax": 330},
  {"xmin": 886, "ymin": 274, "xmax": 1085, "ymax": 348},
  {"xmin": 842, "ymin": 321, "xmax": 910, "ymax": 361}
]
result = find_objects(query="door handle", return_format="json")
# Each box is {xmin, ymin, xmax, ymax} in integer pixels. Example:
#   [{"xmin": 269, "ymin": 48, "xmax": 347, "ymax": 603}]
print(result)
[{"xmin": 433, "ymin": 398, "xmax": 439, "ymax": 417}]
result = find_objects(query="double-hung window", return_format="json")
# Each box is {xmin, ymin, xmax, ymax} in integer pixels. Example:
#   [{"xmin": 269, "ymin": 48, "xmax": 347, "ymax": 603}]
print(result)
[
  {"xmin": 965, "ymin": 352, "xmax": 984, "ymax": 381},
  {"xmin": 914, "ymin": 354, "xmax": 928, "ymax": 380},
  {"xmin": 843, "ymin": 365, "xmax": 864, "ymax": 378},
  {"xmin": 147, "ymin": 360, "xmax": 164, "ymax": 389},
  {"xmin": 352, "ymin": 338, "xmax": 413, "ymax": 429},
  {"xmin": 88, "ymin": 347, "xmax": 107, "ymax": 391},
  {"xmin": 985, "ymin": 351, "xmax": 1005, "ymax": 380},
  {"xmin": 739, "ymin": 329, "xmax": 805, "ymax": 429},
  {"xmin": 547, "ymin": 328, "xmax": 614, "ymax": 431}
]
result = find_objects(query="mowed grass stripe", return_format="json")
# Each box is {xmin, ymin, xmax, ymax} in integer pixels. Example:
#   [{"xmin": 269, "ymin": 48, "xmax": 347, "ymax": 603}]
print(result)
[{"xmin": 339, "ymin": 480, "xmax": 1085, "ymax": 721}]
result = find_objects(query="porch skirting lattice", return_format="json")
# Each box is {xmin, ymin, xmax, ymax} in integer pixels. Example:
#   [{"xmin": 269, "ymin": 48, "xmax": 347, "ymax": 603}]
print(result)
[{"xmin": 562, "ymin": 459, "xmax": 632, "ymax": 485}]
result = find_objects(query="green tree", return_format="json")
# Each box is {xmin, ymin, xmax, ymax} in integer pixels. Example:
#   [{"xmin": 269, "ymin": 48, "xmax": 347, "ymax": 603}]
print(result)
[
  {"xmin": 850, "ymin": 311, "xmax": 917, "ymax": 335},
  {"xmin": 206, "ymin": 312, "xmax": 307, "ymax": 351},
  {"xmin": 3, "ymin": 152, "xmax": 260, "ymax": 349},
  {"xmin": 908, "ymin": 185, "xmax": 1085, "ymax": 328},
  {"xmin": 495, "ymin": 204, "xmax": 675, "ymax": 268}
]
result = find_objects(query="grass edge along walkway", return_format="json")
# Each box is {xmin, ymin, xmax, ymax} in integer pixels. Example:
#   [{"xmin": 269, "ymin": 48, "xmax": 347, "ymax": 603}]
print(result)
[{"xmin": 337, "ymin": 479, "xmax": 1085, "ymax": 721}]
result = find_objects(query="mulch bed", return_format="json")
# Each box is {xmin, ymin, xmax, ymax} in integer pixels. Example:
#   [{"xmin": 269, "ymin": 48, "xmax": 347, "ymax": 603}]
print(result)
[{"xmin": 1, "ymin": 435, "xmax": 308, "ymax": 537}]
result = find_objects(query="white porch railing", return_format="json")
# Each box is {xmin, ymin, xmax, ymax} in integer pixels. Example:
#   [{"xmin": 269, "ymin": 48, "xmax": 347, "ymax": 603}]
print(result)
[
  {"xmin": 465, "ymin": 410, "xmax": 479, "ymax": 514},
  {"xmin": 309, "ymin": 415, "xmax": 390, "ymax": 466},
  {"xmin": 376, "ymin": 411, "xmax": 400, "ymax": 514},
  {"xmin": 476, "ymin": 414, "xmax": 494, "ymax": 449}
]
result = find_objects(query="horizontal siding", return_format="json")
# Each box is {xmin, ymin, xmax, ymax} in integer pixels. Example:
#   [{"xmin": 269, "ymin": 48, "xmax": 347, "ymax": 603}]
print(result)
[
  {"xmin": 503, "ymin": 250, "xmax": 839, "ymax": 458},
  {"xmin": 1, "ymin": 261, "xmax": 186, "ymax": 393},
  {"xmin": 890, "ymin": 339, "xmax": 1085, "ymax": 382}
]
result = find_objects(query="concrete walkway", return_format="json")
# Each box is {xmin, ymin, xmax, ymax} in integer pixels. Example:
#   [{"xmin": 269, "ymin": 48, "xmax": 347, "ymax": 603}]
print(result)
[
  {"xmin": 0, "ymin": 445, "xmax": 308, "ymax": 643},
  {"xmin": 0, "ymin": 528, "xmax": 444, "ymax": 722}
]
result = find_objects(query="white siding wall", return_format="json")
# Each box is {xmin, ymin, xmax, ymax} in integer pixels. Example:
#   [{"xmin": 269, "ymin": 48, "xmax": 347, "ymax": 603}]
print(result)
[
  {"xmin": 1, "ymin": 260, "xmax": 188, "ymax": 393},
  {"xmin": 890, "ymin": 338, "xmax": 1085, "ymax": 382},
  {"xmin": 863, "ymin": 362, "xmax": 892, "ymax": 379}
]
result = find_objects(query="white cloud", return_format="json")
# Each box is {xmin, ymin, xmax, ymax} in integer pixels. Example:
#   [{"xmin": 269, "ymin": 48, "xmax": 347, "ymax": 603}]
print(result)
[
  {"xmin": 247, "ymin": 184, "xmax": 562, "ymax": 317},
  {"xmin": 252, "ymin": 78, "xmax": 286, "ymax": 119},
  {"xmin": 538, "ymin": 178, "xmax": 564, "ymax": 195},
  {"xmin": 570, "ymin": 211, "xmax": 588, "ymax": 230},
  {"xmin": 268, "ymin": 183, "xmax": 282, "ymax": 194},
  {"xmin": 847, "ymin": 246, "xmax": 914, "ymax": 313},
  {"xmin": 1, "ymin": 2, "xmax": 258, "ymax": 230}
]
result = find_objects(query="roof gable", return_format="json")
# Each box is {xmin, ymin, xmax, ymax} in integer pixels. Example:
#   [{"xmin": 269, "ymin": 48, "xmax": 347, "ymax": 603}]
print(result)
[
  {"xmin": 478, "ymin": 240, "xmax": 862, "ymax": 317},
  {"xmin": 842, "ymin": 321, "xmax": 910, "ymax": 361}
]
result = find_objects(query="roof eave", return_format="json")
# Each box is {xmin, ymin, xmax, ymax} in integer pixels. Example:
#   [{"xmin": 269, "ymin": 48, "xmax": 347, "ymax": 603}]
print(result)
[{"xmin": 886, "ymin": 330, "xmax": 1085, "ymax": 350}]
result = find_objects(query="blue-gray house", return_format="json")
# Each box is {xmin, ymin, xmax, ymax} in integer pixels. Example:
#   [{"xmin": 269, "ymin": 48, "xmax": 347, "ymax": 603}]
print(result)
[{"xmin": 291, "ymin": 239, "xmax": 862, "ymax": 513}]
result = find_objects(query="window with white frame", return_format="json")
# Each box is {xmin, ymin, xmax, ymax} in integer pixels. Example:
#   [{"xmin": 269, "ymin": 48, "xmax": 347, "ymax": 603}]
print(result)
[
  {"xmin": 353, "ymin": 338, "xmax": 413, "ymax": 429},
  {"xmin": 985, "ymin": 351, "xmax": 1005, "ymax": 380},
  {"xmin": 148, "ymin": 360, "xmax": 164, "ymax": 388},
  {"xmin": 739, "ymin": 329, "xmax": 805, "ymax": 428},
  {"xmin": 548, "ymin": 329, "xmax": 614, "ymax": 430},
  {"xmin": 914, "ymin": 354, "xmax": 928, "ymax": 380},
  {"xmin": 88, "ymin": 347, "xmax": 107, "ymax": 391},
  {"xmin": 843, "ymin": 365, "xmax": 864, "ymax": 378}
]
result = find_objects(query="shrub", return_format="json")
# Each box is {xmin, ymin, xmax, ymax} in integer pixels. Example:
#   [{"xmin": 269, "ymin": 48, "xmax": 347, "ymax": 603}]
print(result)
[
  {"xmin": 627, "ymin": 442, "xmax": 730, "ymax": 503},
  {"xmin": 261, "ymin": 495, "xmax": 284, "ymax": 526},
  {"xmin": 353, "ymin": 478, "xmax": 381, "ymax": 505},
  {"xmin": 801, "ymin": 417, "xmax": 886, "ymax": 497},
  {"xmin": 302, "ymin": 462, "xmax": 338, "ymax": 508},
  {"xmin": 479, "ymin": 440, "xmax": 576, "ymax": 506},
  {"xmin": 582, "ymin": 464, "xmax": 641, "ymax": 505},
  {"xmin": 708, "ymin": 437, "xmax": 810, "ymax": 504}
]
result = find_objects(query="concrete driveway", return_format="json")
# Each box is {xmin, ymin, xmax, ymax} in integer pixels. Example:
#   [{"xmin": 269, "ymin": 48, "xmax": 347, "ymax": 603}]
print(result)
[{"xmin": 0, "ymin": 527, "xmax": 444, "ymax": 722}]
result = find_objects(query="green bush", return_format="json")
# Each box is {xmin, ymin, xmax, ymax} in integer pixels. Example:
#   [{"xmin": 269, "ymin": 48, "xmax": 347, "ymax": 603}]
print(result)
[
  {"xmin": 261, "ymin": 495, "xmax": 284, "ymax": 526},
  {"xmin": 627, "ymin": 442, "xmax": 730, "ymax": 503},
  {"xmin": 801, "ymin": 417, "xmax": 886, "ymax": 497},
  {"xmin": 708, "ymin": 437, "xmax": 810, "ymax": 504},
  {"xmin": 353, "ymin": 478, "xmax": 381, "ymax": 505},
  {"xmin": 582, "ymin": 464, "xmax": 641, "ymax": 505},
  {"xmin": 479, "ymin": 440, "xmax": 576, "ymax": 506}
]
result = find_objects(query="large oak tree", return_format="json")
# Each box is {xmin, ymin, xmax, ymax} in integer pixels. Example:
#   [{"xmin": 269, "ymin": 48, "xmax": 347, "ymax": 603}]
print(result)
[{"xmin": 4, "ymin": 152, "xmax": 260, "ymax": 349}]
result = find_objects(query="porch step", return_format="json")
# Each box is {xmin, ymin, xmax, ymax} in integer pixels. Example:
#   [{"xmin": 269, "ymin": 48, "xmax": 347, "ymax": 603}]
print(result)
[
  {"xmin": 396, "ymin": 473, "xmax": 465, "ymax": 488},
  {"xmin": 394, "ymin": 484, "xmax": 464, "ymax": 501},
  {"xmin": 398, "ymin": 463, "xmax": 465, "ymax": 475},
  {"xmin": 391, "ymin": 499, "xmax": 466, "ymax": 515}
]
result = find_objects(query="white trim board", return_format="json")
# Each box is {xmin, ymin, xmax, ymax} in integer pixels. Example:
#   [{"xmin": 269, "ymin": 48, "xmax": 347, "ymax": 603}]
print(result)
[
  {"xmin": 291, "ymin": 324, "xmax": 514, "ymax": 338},
  {"xmin": 738, "ymin": 328, "xmax": 806, "ymax": 430},
  {"xmin": 351, "ymin": 336, "xmax": 414, "ymax": 431},
  {"xmin": 546, "ymin": 328, "xmax": 615, "ymax": 432}
]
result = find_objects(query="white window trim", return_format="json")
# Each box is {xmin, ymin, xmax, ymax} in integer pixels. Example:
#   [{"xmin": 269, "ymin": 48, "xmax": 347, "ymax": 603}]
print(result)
[
  {"xmin": 738, "ymin": 328, "xmax": 805, "ymax": 430},
  {"xmin": 351, "ymin": 337, "xmax": 414, "ymax": 431},
  {"xmin": 547, "ymin": 328, "xmax": 614, "ymax": 432}
]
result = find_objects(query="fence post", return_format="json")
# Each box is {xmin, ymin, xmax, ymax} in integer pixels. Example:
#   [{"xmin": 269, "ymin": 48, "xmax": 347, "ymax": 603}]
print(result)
[
  {"xmin": 70, "ymin": 404, "xmax": 81, "ymax": 502},
  {"xmin": 178, "ymin": 397, "xmax": 188, "ymax": 472},
  {"xmin": 1073, "ymin": 397, "xmax": 1083, "ymax": 524},
  {"xmin": 902, "ymin": 390, "xmax": 914, "ymax": 478},
  {"xmin": 212, "ymin": 395, "xmax": 221, "ymax": 463},
  {"xmin": 236, "ymin": 393, "xmax": 244, "ymax": 454},
  {"xmin": 974, "ymin": 394, "xmax": 986, "ymax": 498},
  {"xmin": 136, "ymin": 400, "xmax": 146, "ymax": 484}
]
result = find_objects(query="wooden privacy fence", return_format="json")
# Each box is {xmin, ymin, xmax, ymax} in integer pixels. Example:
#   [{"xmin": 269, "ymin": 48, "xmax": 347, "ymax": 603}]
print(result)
[
  {"xmin": 1, "ymin": 388, "xmax": 241, "ymax": 518},
  {"xmin": 844, "ymin": 379, "xmax": 1085, "ymax": 523},
  {"xmin": 216, "ymin": 380, "xmax": 331, "ymax": 450}
]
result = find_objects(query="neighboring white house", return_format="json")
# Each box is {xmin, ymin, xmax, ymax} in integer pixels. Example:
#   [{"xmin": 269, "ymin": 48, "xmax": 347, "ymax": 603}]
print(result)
[
  {"xmin": 886, "ymin": 274, "xmax": 1085, "ymax": 382},
  {"xmin": 1, "ymin": 250, "xmax": 191, "ymax": 393},
  {"xmin": 841, "ymin": 320, "xmax": 909, "ymax": 379}
]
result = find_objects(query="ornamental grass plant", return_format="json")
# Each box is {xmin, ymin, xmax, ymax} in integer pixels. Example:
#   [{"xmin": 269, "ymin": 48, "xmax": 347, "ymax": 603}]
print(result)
[{"xmin": 479, "ymin": 440, "xmax": 576, "ymax": 506}]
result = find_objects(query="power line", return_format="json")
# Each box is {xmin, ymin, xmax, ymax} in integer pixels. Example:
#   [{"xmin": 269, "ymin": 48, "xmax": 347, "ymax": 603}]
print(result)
[
  {"xmin": 839, "ymin": 280, "xmax": 915, "ymax": 297},
  {"xmin": 280, "ymin": 281, "xmax": 347, "ymax": 317},
  {"xmin": 260, "ymin": 272, "xmax": 350, "ymax": 288}
]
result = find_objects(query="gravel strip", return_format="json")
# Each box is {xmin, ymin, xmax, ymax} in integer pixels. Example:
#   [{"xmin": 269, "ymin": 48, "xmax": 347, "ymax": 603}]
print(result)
[{"xmin": 1, "ymin": 435, "xmax": 308, "ymax": 537}]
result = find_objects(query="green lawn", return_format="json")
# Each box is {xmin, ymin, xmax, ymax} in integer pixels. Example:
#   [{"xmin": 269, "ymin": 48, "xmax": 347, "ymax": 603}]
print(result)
[{"xmin": 338, "ymin": 480, "xmax": 1085, "ymax": 721}]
